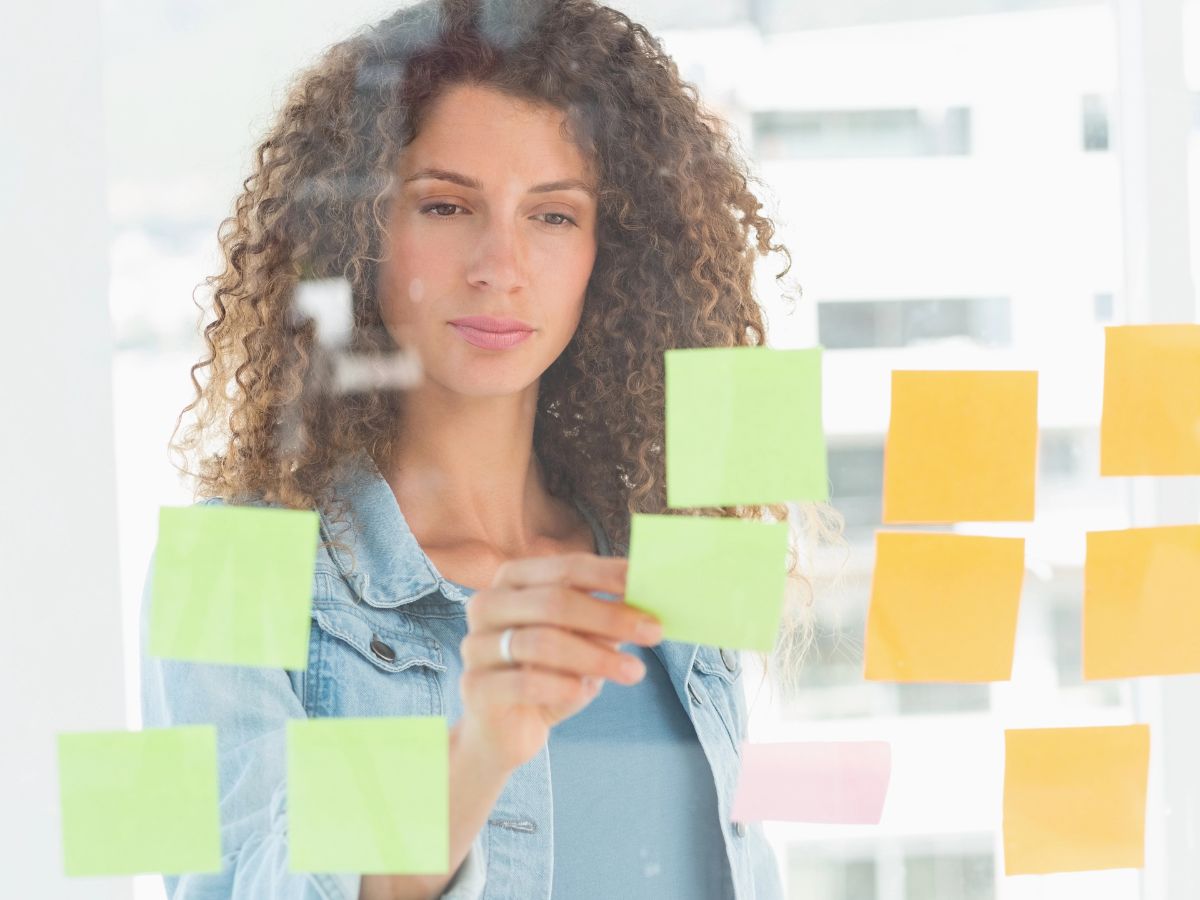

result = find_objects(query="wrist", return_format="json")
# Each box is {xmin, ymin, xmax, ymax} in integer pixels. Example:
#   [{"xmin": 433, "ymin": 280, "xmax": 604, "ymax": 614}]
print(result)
[{"xmin": 450, "ymin": 718, "xmax": 516, "ymax": 784}]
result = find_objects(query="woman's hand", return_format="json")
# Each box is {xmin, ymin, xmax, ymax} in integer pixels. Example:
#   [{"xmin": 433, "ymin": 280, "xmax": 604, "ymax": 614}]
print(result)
[{"xmin": 456, "ymin": 552, "xmax": 663, "ymax": 774}]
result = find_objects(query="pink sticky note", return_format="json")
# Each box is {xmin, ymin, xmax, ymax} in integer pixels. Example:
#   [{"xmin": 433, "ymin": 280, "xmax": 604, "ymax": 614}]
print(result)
[{"xmin": 732, "ymin": 741, "xmax": 892, "ymax": 824}]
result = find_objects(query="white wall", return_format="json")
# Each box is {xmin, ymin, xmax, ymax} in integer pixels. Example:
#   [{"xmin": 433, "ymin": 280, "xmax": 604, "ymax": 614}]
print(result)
[{"xmin": 0, "ymin": 1, "xmax": 131, "ymax": 897}]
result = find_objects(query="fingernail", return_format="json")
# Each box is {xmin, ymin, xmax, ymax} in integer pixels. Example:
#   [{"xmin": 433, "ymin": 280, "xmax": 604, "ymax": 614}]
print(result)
[
  {"xmin": 635, "ymin": 619, "xmax": 663, "ymax": 644},
  {"xmin": 584, "ymin": 677, "xmax": 604, "ymax": 693},
  {"xmin": 620, "ymin": 657, "xmax": 646, "ymax": 681}
]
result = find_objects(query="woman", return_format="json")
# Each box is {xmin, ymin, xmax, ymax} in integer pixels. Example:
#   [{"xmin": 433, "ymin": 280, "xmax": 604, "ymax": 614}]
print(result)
[{"xmin": 144, "ymin": 0, "xmax": 833, "ymax": 897}]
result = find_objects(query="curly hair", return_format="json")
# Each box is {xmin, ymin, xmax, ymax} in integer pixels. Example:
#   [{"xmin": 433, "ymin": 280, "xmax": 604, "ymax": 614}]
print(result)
[{"xmin": 171, "ymin": 0, "xmax": 844, "ymax": 653}]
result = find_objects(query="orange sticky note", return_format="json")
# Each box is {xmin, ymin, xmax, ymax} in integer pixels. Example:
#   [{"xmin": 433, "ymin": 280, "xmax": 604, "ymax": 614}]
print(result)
[
  {"xmin": 1084, "ymin": 525, "xmax": 1200, "ymax": 679},
  {"xmin": 1003, "ymin": 725, "xmax": 1149, "ymax": 875},
  {"xmin": 882, "ymin": 370, "xmax": 1038, "ymax": 523},
  {"xmin": 1101, "ymin": 324, "xmax": 1200, "ymax": 475},
  {"xmin": 864, "ymin": 531, "xmax": 1025, "ymax": 682}
]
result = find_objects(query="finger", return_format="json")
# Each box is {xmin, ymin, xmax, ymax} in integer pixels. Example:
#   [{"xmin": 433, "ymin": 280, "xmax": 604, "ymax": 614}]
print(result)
[
  {"xmin": 543, "ymin": 677, "xmax": 605, "ymax": 724},
  {"xmin": 491, "ymin": 552, "xmax": 628, "ymax": 596},
  {"xmin": 468, "ymin": 584, "xmax": 662, "ymax": 646},
  {"xmin": 584, "ymin": 634, "xmax": 622, "ymax": 652},
  {"xmin": 463, "ymin": 667, "xmax": 593, "ymax": 709},
  {"xmin": 462, "ymin": 627, "xmax": 646, "ymax": 685}
]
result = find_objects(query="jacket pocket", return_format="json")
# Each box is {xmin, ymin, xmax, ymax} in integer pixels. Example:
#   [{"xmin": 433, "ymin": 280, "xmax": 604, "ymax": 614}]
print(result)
[{"xmin": 307, "ymin": 594, "xmax": 448, "ymax": 717}]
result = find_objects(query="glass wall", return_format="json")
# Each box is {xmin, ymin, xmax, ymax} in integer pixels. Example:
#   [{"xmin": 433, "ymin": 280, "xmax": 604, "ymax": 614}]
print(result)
[{"xmin": 93, "ymin": 1, "xmax": 1197, "ymax": 898}]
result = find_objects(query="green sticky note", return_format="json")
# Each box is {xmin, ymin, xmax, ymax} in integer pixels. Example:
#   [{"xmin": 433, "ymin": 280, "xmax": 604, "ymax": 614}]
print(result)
[
  {"xmin": 665, "ymin": 346, "xmax": 828, "ymax": 508},
  {"xmin": 57, "ymin": 726, "xmax": 221, "ymax": 876},
  {"xmin": 625, "ymin": 514, "xmax": 789, "ymax": 651},
  {"xmin": 287, "ymin": 717, "xmax": 449, "ymax": 874},
  {"xmin": 151, "ymin": 505, "xmax": 319, "ymax": 669}
]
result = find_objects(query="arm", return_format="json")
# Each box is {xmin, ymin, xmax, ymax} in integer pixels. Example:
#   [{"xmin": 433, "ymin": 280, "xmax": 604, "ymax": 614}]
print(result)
[
  {"xmin": 747, "ymin": 821, "xmax": 786, "ymax": 900},
  {"xmin": 140, "ymin": 549, "xmax": 357, "ymax": 900},
  {"xmin": 358, "ymin": 727, "xmax": 503, "ymax": 900},
  {"xmin": 143, "ymin": 548, "xmax": 502, "ymax": 900},
  {"xmin": 365, "ymin": 553, "xmax": 663, "ymax": 899},
  {"xmin": 143, "ymin": 548, "xmax": 657, "ymax": 900}
]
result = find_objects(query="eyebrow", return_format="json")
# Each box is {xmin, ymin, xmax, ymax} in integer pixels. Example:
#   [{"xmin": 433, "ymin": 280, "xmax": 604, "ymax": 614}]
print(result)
[{"xmin": 402, "ymin": 167, "xmax": 596, "ymax": 198}]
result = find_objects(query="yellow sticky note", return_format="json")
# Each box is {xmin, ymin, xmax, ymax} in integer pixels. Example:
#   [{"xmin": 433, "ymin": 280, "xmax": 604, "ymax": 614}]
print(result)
[
  {"xmin": 57, "ymin": 726, "xmax": 221, "ymax": 876},
  {"xmin": 288, "ymin": 716, "xmax": 449, "ymax": 874},
  {"xmin": 151, "ymin": 505, "xmax": 319, "ymax": 669},
  {"xmin": 625, "ymin": 514, "xmax": 789, "ymax": 651},
  {"xmin": 664, "ymin": 347, "xmax": 828, "ymax": 507},
  {"xmin": 1084, "ymin": 525, "xmax": 1200, "ymax": 679},
  {"xmin": 1004, "ymin": 725, "xmax": 1149, "ymax": 875},
  {"xmin": 1101, "ymin": 324, "xmax": 1200, "ymax": 475},
  {"xmin": 864, "ymin": 531, "xmax": 1025, "ymax": 682},
  {"xmin": 882, "ymin": 370, "xmax": 1038, "ymax": 523}
]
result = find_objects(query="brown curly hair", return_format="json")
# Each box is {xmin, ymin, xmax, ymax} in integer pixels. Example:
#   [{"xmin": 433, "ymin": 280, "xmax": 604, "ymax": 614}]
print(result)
[{"xmin": 171, "ymin": 0, "xmax": 843, "ymax": 648}]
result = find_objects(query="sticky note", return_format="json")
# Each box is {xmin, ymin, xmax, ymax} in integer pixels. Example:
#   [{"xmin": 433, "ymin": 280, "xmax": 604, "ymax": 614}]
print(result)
[
  {"xmin": 1101, "ymin": 324, "xmax": 1200, "ymax": 475},
  {"xmin": 57, "ymin": 726, "xmax": 221, "ymax": 876},
  {"xmin": 864, "ymin": 531, "xmax": 1025, "ymax": 682},
  {"xmin": 294, "ymin": 278, "xmax": 354, "ymax": 349},
  {"xmin": 1003, "ymin": 725, "xmax": 1149, "ymax": 875},
  {"xmin": 1084, "ymin": 525, "xmax": 1200, "ymax": 679},
  {"xmin": 664, "ymin": 347, "xmax": 828, "ymax": 507},
  {"xmin": 287, "ymin": 716, "xmax": 449, "ymax": 874},
  {"xmin": 333, "ymin": 349, "xmax": 423, "ymax": 393},
  {"xmin": 151, "ymin": 505, "xmax": 319, "ymax": 669},
  {"xmin": 625, "ymin": 513, "xmax": 789, "ymax": 651},
  {"xmin": 882, "ymin": 370, "xmax": 1038, "ymax": 523},
  {"xmin": 732, "ymin": 741, "xmax": 891, "ymax": 824}
]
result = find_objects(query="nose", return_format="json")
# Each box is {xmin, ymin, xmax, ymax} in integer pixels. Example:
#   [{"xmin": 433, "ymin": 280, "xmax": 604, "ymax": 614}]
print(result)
[{"xmin": 466, "ymin": 215, "xmax": 527, "ymax": 295}]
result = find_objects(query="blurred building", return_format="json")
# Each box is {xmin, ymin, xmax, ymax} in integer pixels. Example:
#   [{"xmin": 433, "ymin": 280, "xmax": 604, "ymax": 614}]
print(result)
[{"xmin": 648, "ymin": 3, "xmax": 1192, "ymax": 898}]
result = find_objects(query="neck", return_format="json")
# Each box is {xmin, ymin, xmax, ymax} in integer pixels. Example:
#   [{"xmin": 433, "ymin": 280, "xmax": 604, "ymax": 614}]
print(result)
[{"xmin": 383, "ymin": 379, "xmax": 566, "ymax": 555}]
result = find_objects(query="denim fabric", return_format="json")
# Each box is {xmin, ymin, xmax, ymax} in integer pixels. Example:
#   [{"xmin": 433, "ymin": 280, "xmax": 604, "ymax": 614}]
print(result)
[{"xmin": 140, "ymin": 455, "xmax": 783, "ymax": 899}]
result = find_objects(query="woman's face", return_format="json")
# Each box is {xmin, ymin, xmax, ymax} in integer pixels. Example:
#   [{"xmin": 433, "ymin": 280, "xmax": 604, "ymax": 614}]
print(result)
[{"xmin": 379, "ymin": 82, "xmax": 599, "ymax": 399}]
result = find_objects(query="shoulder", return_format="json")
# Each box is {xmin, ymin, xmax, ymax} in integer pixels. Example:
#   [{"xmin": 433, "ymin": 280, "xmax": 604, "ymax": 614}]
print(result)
[{"xmin": 187, "ymin": 494, "xmax": 345, "ymax": 578}]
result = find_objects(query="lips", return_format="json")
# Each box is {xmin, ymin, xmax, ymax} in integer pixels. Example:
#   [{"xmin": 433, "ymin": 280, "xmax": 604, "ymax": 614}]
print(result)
[
  {"xmin": 448, "ymin": 316, "xmax": 534, "ymax": 334},
  {"xmin": 448, "ymin": 316, "xmax": 534, "ymax": 350}
]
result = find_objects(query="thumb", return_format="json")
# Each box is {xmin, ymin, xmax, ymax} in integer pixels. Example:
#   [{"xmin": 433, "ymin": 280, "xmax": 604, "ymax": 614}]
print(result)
[{"xmin": 543, "ymin": 677, "xmax": 604, "ymax": 725}]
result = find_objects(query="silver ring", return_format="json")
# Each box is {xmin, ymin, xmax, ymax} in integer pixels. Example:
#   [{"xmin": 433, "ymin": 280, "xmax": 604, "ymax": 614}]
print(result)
[{"xmin": 499, "ymin": 627, "xmax": 516, "ymax": 665}]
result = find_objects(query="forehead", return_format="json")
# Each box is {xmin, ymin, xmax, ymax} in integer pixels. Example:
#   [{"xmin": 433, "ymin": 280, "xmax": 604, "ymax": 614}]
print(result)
[{"xmin": 402, "ymin": 83, "xmax": 594, "ymax": 178}]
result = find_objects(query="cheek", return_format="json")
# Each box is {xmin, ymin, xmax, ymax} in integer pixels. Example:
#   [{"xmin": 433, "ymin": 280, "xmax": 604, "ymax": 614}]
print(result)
[
  {"xmin": 394, "ymin": 231, "xmax": 444, "ymax": 304},
  {"xmin": 380, "ymin": 234, "xmax": 445, "ymax": 329},
  {"xmin": 559, "ymin": 247, "xmax": 595, "ymax": 327},
  {"xmin": 407, "ymin": 277, "xmax": 426, "ymax": 304}
]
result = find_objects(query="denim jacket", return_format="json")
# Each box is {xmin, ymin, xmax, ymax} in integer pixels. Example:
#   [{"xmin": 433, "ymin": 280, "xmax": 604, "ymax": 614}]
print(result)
[{"xmin": 140, "ymin": 458, "xmax": 783, "ymax": 899}]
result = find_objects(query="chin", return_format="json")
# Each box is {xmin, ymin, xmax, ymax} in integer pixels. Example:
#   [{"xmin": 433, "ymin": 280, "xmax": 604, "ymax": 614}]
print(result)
[
  {"xmin": 430, "ymin": 366, "xmax": 543, "ymax": 399},
  {"xmin": 456, "ymin": 381, "xmax": 535, "ymax": 398},
  {"xmin": 422, "ymin": 340, "xmax": 563, "ymax": 398}
]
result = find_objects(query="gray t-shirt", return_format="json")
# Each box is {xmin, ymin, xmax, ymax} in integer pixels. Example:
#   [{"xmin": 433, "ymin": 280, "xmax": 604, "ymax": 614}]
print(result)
[{"xmin": 546, "ymin": 504, "xmax": 732, "ymax": 898}]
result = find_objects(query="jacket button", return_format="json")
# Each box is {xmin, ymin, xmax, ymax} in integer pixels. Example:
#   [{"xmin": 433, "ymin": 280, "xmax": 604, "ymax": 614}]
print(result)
[
  {"xmin": 721, "ymin": 648, "xmax": 738, "ymax": 672},
  {"xmin": 687, "ymin": 681, "xmax": 702, "ymax": 705},
  {"xmin": 370, "ymin": 637, "xmax": 396, "ymax": 663},
  {"xmin": 734, "ymin": 821, "xmax": 748, "ymax": 837}
]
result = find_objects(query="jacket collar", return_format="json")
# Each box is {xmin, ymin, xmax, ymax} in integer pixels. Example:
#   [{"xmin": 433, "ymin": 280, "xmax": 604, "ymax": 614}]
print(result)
[
  {"xmin": 319, "ymin": 453, "xmax": 470, "ymax": 608},
  {"xmin": 318, "ymin": 453, "xmax": 703, "ymax": 682},
  {"xmin": 317, "ymin": 452, "xmax": 610, "ymax": 610}
]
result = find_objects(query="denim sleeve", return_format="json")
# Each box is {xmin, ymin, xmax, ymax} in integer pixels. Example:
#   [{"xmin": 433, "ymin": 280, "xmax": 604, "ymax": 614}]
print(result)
[
  {"xmin": 730, "ymin": 667, "xmax": 784, "ymax": 899},
  {"xmin": 140, "ymin": 550, "xmax": 487, "ymax": 900},
  {"xmin": 747, "ymin": 821, "xmax": 785, "ymax": 899}
]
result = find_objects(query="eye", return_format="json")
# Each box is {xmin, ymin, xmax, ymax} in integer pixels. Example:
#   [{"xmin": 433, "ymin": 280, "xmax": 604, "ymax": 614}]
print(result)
[
  {"xmin": 420, "ymin": 202, "xmax": 464, "ymax": 218},
  {"xmin": 538, "ymin": 212, "xmax": 578, "ymax": 228}
]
